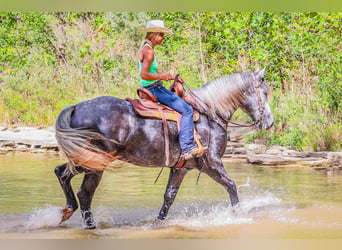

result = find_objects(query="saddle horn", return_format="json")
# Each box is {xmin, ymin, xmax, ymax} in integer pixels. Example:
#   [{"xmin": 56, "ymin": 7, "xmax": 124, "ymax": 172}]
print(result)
[{"xmin": 169, "ymin": 73, "xmax": 184, "ymax": 98}]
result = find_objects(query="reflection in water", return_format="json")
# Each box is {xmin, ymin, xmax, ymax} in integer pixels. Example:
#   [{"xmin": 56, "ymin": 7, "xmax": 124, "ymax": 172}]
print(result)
[{"xmin": 1, "ymin": 153, "xmax": 342, "ymax": 238}]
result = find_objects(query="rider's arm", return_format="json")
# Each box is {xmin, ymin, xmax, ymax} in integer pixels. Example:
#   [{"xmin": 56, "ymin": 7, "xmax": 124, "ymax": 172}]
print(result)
[{"xmin": 140, "ymin": 48, "xmax": 174, "ymax": 81}]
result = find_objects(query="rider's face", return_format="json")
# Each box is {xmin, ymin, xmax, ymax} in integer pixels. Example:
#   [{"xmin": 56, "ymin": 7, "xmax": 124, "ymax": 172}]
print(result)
[{"xmin": 154, "ymin": 33, "xmax": 165, "ymax": 45}]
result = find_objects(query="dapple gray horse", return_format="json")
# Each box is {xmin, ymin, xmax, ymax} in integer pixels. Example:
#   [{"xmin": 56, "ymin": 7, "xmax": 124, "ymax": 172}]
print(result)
[{"xmin": 54, "ymin": 67, "xmax": 274, "ymax": 229}]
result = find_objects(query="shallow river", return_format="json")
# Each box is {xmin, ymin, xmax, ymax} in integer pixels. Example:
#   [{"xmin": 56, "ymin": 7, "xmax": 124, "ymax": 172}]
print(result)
[{"xmin": 1, "ymin": 153, "xmax": 342, "ymax": 239}]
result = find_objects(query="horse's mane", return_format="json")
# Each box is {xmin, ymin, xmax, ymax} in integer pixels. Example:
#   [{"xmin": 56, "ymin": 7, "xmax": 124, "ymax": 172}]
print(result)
[{"xmin": 192, "ymin": 71, "xmax": 253, "ymax": 120}]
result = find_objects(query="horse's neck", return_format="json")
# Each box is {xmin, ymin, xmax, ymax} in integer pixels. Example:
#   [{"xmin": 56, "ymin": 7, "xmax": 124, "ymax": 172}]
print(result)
[{"xmin": 193, "ymin": 81, "xmax": 244, "ymax": 123}]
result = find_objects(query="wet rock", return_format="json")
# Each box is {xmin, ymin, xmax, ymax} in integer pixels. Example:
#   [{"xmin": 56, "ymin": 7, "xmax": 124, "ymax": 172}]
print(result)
[
  {"xmin": 1, "ymin": 141, "xmax": 16, "ymax": 147},
  {"xmin": 245, "ymin": 144, "xmax": 266, "ymax": 154},
  {"xmin": 306, "ymin": 159, "xmax": 334, "ymax": 169},
  {"xmin": 224, "ymin": 154, "xmax": 249, "ymax": 160},
  {"xmin": 225, "ymin": 146, "xmax": 233, "ymax": 154},
  {"xmin": 226, "ymin": 142, "xmax": 245, "ymax": 148},
  {"xmin": 327, "ymin": 152, "xmax": 342, "ymax": 166},
  {"xmin": 0, "ymin": 147, "xmax": 14, "ymax": 153},
  {"xmin": 306, "ymin": 151, "xmax": 328, "ymax": 158},
  {"xmin": 284, "ymin": 150, "xmax": 309, "ymax": 158},
  {"xmin": 230, "ymin": 135, "xmax": 243, "ymax": 142},
  {"xmin": 0, "ymin": 148, "xmax": 8, "ymax": 154},
  {"xmin": 247, "ymin": 154, "xmax": 299, "ymax": 165},
  {"xmin": 31, "ymin": 149, "xmax": 47, "ymax": 153},
  {"xmin": 41, "ymin": 145, "xmax": 59, "ymax": 151},
  {"xmin": 16, "ymin": 145, "xmax": 28, "ymax": 152},
  {"xmin": 269, "ymin": 145, "xmax": 288, "ymax": 151},
  {"xmin": 233, "ymin": 148, "xmax": 248, "ymax": 154},
  {"xmin": 265, "ymin": 149, "xmax": 281, "ymax": 155}
]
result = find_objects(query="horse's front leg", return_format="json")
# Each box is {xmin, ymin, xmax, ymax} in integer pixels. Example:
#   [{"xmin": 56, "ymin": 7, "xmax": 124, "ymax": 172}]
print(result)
[
  {"xmin": 77, "ymin": 171, "xmax": 103, "ymax": 229},
  {"xmin": 202, "ymin": 157, "xmax": 239, "ymax": 206},
  {"xmin": 158, "ymin": 168, "xmax": 189, "ymax": 220},
  {"xmin": 55, "ymin": 163, "xmax": 80, "ymax": 223}
]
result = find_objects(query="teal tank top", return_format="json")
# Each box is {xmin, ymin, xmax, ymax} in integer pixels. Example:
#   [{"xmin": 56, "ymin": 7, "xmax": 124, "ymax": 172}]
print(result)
[{"xmin": 139, "ymin": 43, "xmax": 159, "ymax": 87}]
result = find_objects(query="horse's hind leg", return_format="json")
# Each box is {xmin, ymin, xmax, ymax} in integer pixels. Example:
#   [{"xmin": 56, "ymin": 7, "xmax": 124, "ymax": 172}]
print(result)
[
  {"xmin": 55, "ymin": 163, "xmax": 80, "ymax": 223},
  {"xmin": 158, "ymin": 168, "xmax": 189, "ymax": 220},
  {"xmin": 202, "ymin": 160, "xmax": 239, "ymax": 206},
  {"xmin": 77, "ymin": 171, "xmax": 103, "ymax": 229}
]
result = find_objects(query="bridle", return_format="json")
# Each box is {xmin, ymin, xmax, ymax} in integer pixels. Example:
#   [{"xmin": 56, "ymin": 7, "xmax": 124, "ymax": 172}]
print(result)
[
  {"xmin": 216, "ymin": 72, "xmax": 265, "ymax": 130},
  {"xmin": 248, "ymin": 71, "xmax": 265, "ymax": 129}
]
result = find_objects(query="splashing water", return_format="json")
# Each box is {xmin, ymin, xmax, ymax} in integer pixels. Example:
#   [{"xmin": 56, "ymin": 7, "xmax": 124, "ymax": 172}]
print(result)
[
  {"xmin": 89, "ymin": 178, "xmax": 295, "ymax": 230},
  {"xmin": 2, "ymin": 177, "xmax": 296, "ymax": 233},
  {"xmin": 24, "ymin": 205, "xmax": 63, "ymax": 229}
]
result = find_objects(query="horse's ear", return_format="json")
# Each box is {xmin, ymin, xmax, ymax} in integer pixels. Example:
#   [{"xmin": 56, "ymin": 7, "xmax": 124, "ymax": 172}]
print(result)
[{"xmin": 256, "ymin": 66, "xmax": 266, "ymax": 79}]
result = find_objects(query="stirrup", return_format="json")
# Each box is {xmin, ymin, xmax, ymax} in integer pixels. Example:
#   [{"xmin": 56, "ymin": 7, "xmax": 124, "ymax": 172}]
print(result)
[
  {"xmin": 182, "ymin": 146, "xmax": 208, "ymax": 160},
  {"xmin": 193, "ymin": 130, "xmax": 208, "ymax": 157}
]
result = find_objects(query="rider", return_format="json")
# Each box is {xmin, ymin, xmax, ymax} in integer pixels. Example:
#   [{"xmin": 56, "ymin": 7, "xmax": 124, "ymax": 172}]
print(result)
[{"xmin": 138, "ymin": 20, "xmax": 203, "ymax": 160}]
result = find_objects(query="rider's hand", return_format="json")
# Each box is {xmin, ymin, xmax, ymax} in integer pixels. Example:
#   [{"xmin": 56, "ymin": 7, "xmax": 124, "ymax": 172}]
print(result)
[
  {"xmin": 178, "ymin": 76, "xmax": 184, "ymax": 84},
  {"xmin": 161, "ymin": 73, "xmax": 174, "ymax": 81}
]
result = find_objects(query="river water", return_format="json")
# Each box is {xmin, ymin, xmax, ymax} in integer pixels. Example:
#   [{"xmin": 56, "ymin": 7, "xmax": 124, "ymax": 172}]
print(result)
[{"xmin": 0, "ymin": 152, "xmax": 342, "ymax": 239}]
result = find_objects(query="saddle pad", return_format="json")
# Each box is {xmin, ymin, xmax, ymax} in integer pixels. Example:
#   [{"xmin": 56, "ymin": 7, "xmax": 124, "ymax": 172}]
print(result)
[{"xmin": 126, "ymin": 98, "xmax": 199, "ymax": 122}]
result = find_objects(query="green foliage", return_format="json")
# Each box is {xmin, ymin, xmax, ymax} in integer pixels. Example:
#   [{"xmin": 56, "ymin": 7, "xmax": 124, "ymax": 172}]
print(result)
[
  {"xmin": 0, "ymin": 12, "xmax": 57, "ymax": 71},
  {"xmin": 0, "ymin": 12, "xmax": 341, "ymax": 151},
  {"xmin": 305, "ymin": 122, "xmax": 342, "ymax": 152}
]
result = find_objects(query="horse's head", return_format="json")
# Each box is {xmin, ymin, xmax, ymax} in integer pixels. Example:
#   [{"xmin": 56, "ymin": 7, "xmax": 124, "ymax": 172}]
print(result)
[{"xmin": 241, "ymin": 67, "xmax": 274, "ymax": 130}]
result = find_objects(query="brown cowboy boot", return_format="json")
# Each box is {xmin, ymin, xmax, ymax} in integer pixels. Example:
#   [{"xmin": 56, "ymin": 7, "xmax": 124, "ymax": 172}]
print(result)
[{"xmin": 182, "ymin": 146, "xmax": 208, "ymax": 160}]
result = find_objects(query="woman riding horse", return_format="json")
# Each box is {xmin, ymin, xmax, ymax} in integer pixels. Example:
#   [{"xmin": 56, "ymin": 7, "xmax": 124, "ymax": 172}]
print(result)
[{"xmin": 139, "ymin": 20, "xmax": 205, "ymax": 160}]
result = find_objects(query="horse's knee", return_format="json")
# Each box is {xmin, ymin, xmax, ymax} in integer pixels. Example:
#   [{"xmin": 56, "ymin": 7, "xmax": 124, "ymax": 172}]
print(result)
[{"xmin": 54, "ymin": 163, "xmax": 67, "ymax": 177}]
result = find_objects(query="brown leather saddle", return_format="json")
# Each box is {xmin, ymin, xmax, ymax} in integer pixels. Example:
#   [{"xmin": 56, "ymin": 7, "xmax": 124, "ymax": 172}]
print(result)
[{"xmin": 126, "ymin": 76, "xmax": 206, "ymax": 168}]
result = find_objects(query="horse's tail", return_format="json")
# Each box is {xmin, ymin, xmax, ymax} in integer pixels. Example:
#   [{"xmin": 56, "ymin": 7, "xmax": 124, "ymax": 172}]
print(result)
[{"xmin": 55, "ymin": 105, "xmax": 119, "ymax": 174}]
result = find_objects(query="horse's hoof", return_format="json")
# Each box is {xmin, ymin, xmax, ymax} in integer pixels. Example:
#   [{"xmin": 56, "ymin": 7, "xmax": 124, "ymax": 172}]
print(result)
[
  {"xmin": 231, "ymin": 203, "xmax": 240, "ymax": 215},
  {"xmin": 81, "ymin": 210, "xmax": 97, "ymax": 229},
  {"xmin": 60, "ymin": 207, "xmax": 74, "ymax": 223},
  {"xmin": 156, "ymin": 215, "xmax": 166, "ymax": 221},
  {"xmin": 84, "ymin": 224, "xmax": 96, "ymax": 230}
]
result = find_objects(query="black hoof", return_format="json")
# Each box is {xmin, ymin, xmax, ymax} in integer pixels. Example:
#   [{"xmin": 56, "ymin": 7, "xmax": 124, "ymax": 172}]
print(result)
[
  {"xmin": 84, "ymin": 224, "xmax": 96, "ymax": 230},
  {"xmin": 156, "ymin": 215, "xmax": 166, "ymax": 221}
]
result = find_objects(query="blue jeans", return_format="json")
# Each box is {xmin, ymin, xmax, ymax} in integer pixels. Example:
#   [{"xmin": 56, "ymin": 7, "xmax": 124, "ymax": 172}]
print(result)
[{"xmin": 146, "ymin": 84, "xmax": 196, "ymax": 153}]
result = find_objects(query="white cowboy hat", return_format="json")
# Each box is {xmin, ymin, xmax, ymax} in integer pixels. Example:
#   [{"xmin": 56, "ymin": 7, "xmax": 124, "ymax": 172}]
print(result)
[{"xmin": 139, "ymin": 20, "xmax": 173, "ymax": 34}]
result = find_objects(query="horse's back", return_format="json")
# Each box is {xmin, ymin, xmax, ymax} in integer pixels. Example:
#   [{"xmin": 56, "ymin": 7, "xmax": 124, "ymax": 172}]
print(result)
[{"xmin": 70, "ymin": 96, "xmax": 133, "ymax": 129}]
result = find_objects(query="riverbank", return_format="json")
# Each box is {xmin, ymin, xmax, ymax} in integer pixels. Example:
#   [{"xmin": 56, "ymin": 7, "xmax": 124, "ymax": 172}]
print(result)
[
  {"xmin": 0, "ymin": 126, "xmax": 58, "ymax": 154},
  {"xmin": 225, "ymin": 126, "xmax": 342, "ymax": 170},
  {"xmin": 0, "ymin": 125, "xmax": 341, "ymax": 169}
]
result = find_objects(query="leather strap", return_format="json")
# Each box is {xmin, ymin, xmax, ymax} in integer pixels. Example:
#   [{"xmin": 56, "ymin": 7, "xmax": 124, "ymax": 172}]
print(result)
[{"xmin": 158, "ymin": 106, "xmax": 170, "ymax": 166}]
